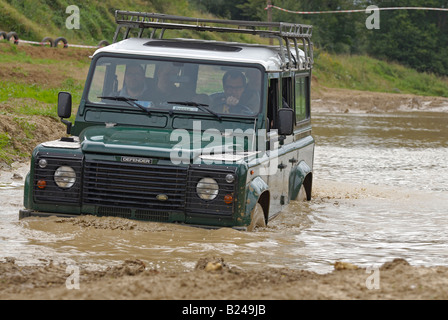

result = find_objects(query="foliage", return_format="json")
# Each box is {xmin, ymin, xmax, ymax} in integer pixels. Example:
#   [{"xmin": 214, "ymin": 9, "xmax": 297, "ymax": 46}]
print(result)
[
  {"xmin": 0, "ymin": 0, "xmax": 192, "ymax": 44},
  {"xmin": 314, "ymin": 51, "xmax": 448, "ymax": 97},
  {"xmin": 1, "ymin": 0, "xmax": 448, "ymax": 76},
  {"xmin": 189, "ymin": 0, "xmax": 448, "ymax": 76}
]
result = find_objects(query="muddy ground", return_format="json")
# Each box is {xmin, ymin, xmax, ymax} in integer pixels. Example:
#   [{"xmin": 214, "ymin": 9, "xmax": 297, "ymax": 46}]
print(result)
[
  {"xmin": 1, "ymin": 256, "xmax": 448, "ymax": 300},
  {"xmin": 1, "ymin": 44, "xmax": 448, "ymax": 300}
]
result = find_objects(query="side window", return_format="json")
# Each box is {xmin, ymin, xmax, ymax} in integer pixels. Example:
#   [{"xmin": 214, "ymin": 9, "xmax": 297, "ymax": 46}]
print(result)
[
  {"xmin": 267, "ymin": 78, "xmax": 279, "ymax": 130},
  {"xmin": 295, "ymin": 76, "xmax": 310, "ymax": 124},
  {"xmin": 282, "ymin": 77, "xmax": 293, "ymax": 109}
]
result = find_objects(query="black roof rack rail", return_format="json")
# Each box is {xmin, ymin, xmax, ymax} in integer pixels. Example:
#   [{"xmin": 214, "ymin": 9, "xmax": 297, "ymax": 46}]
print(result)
[{"xmin": 113, "ymin": 11, "xmax": 313, "ymax": 70}]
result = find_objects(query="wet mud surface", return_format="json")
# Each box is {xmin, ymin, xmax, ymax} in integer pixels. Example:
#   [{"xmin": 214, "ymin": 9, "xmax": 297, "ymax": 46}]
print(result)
[{"xmin": 1, "ymin": 44, "xmax": 448, "ymax": 299}]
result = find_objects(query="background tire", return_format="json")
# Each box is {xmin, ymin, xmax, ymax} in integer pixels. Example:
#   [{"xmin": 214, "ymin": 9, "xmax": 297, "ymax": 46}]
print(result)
[
  {"xmin": 41, "ymin": 37, "xmax": 54, "ymax": 47},
  {"xmin": 98, "ymin": 40, "xmax": 110, "ymax": 47},
  {"xmin": 6, "ymin": 31, "xmax": 19, "ymax": 44},
  {"xmin": 54, "ymin": 37, "xmax": 68, "ymax": 48},
  {"xmin": 0, "ymin": 31, "xmax": 7, "ymax": 40}
]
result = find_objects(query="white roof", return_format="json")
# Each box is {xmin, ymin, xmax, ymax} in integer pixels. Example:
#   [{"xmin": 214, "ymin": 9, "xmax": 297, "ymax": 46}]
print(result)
[{"xmin": 93, "ymin": 38, "xmax": 305, "ymax": 72}]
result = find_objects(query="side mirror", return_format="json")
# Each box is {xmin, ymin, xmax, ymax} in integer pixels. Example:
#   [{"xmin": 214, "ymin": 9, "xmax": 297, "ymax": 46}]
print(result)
[
  {"xmin": 58, "ymin": 92, "xmax": 72, "ymax": 118},
  {"xmin": 58, "ymin": 92, "xmax": 72, "ymax": 134},
  {"xmin": 277, "ymin": 108, "xmax": 294, "ymax": 136}
]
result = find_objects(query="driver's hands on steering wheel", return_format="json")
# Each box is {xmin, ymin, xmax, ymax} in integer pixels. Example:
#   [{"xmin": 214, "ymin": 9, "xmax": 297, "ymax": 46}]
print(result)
[{"xmin": 226, "ymin": 96, "xmax": 239, "ymax": 106}]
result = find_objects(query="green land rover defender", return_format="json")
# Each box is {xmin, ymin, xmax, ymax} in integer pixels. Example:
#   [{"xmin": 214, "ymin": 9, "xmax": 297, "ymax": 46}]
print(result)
[{"xmin": 19, "ymin": 11, "xmax": 314, "ymax": 231}]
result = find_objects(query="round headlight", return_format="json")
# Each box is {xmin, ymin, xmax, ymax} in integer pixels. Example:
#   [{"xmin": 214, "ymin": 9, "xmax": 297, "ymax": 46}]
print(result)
[
  {"xmin": 54, "ymin": 166, "xmax": 76, "ymax": 189},
  {"xmin": 196, "ymin": 178, "xmax": 219, "ymax": 201}
]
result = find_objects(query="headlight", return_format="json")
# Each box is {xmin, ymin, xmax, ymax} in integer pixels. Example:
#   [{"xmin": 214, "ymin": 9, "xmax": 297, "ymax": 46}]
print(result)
[
  {"xmin": 196, "ymin": 177, "xmax": 219, "ymax": 201},
  {"xmin": 54, "ymin": 166, "xmax": 76, "ymax": 189}
]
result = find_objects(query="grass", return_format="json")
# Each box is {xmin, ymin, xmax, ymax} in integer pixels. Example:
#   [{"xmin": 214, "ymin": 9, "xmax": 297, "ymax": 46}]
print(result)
[
  {"xmin": 0, "ymin": 132, "xmax": 12, "ymax": 164},
  {"xmin": 0, "ymin": 80, "xmax": 83, "ymax": 107},
  {"xmin": 1, "ymin": 34, "xmax": 448, "ymax": 166},
  {"xmin": 0, "ymin": 0, "xmax": 251, "ymax": 46},
  {"xmin": 313, "ymin": 51, "xmax": 448, "ymax": 97}
]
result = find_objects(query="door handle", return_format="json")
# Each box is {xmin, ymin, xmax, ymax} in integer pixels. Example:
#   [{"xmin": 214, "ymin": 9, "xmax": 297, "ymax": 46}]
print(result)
[
  {"xmin": 278, "ymin": 163, "xmax": 287, "ymax": 170},
  {"xmin": 289, "ymin": 158, "xmax": 298, "ymax": 164}
]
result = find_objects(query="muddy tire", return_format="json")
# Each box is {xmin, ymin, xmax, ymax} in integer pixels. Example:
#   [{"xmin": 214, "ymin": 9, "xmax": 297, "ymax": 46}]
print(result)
[
  {"xmin": 6, "ymin": 31, "xmax": 19, "ymax": 44},
  {"xmin": 0, "ymin": 31, "xmax": 7, "ymax": 40},
  {"xmin": 296, "ymin": 184, "xmax": 307, "ymax": 201},
  {"xmin": 41, "ymin": 37, "xmax": 54, "ymax": 47},
  {"xmin": 247, "ymin": 203, "xmax": 266, "ymax": 232},
  {"xmin": 54, "ymin": 37, "xmax": 68, "ymax": 48}
]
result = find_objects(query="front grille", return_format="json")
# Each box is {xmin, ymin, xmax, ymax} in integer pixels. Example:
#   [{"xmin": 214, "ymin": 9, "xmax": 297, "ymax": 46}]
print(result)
[
  {"xmin": 97, "ymin": 206, "xmax": 132, "ymax": 218},
  {"xmin": 135, "ymin": 209, "xmax": 170, "ymax": 222},
  {"xmin": 82, "ymin": 160, "xmax": 188, "ymax": 211}
]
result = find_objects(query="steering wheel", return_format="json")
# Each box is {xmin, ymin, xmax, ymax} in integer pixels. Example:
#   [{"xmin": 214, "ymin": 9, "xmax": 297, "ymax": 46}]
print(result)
[{"xmin": 239, "ymin": 105, "xmax": 254, "ymax": 115}]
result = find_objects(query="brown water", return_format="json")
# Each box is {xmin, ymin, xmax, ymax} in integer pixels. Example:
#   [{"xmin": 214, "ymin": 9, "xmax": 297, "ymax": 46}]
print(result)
[{"xmin": 1, "ymin": 111, "xmax": 447, "ymax": 273}]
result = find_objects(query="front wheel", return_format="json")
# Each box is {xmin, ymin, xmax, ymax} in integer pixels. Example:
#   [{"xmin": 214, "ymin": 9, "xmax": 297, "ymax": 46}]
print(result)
[{"xmin": 247, "ymin": 203, "xmax": 266, "ymax": 232}]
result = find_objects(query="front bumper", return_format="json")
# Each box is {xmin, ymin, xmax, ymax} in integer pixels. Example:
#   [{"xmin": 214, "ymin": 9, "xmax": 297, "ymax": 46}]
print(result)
[
  {"xmin": 18, "ymin": 209, "xmax": 247, "ymax": 231},
  {"xmin": 19, "ymin": 209, "xmax": 79, "ymax": 220}
]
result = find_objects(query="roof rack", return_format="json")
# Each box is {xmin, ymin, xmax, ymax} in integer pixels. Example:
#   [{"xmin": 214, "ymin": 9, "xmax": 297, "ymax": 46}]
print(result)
[{"xmin": 113, "ymin": 11, "xmax": 314, "ymax": 70}]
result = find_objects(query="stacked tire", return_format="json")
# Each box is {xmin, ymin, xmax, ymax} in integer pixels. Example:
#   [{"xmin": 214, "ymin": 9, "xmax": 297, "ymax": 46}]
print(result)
[
  {"xmin": 1, "ymin": 31, "xmax": 109, "ymax": 48},
  {"xmin": 40, "ymin": 36, "xmax": 68, "ymax": 48},
  {"xmin": 0, "ymin": 31, "xmax": 19, "ymax": 44},
  {"xmin": 40, "ymin": 37, "xmax": 54, "ymax": 47},
  {"xmin": 54, "ymin": 37, "xmax": 68, "ymax": 48}
]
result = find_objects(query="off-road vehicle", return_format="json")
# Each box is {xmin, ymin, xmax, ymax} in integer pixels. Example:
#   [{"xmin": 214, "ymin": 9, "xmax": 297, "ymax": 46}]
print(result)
[{"xmin": 19, "ymin": 11, "xmax": 315, "ymax": 230}]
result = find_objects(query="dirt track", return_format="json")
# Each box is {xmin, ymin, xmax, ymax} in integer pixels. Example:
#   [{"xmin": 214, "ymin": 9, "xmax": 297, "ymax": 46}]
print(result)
[
  {"xmin": 1, "ymin": 256, "xmax": 448, "ymax": 300},
  {"xmin": 1, "ymin": 44, "xmax": 448, "ymax": 300}
]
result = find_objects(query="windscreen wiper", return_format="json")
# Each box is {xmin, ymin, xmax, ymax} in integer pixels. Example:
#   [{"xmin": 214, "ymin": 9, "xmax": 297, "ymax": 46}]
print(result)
[
  {"xmin": 168, "ymin": 101, "xmax": 221, "ymax": 120},
  {"xmin": 98, "ymin": 96, "xmax": 151, "ymax": 115}
]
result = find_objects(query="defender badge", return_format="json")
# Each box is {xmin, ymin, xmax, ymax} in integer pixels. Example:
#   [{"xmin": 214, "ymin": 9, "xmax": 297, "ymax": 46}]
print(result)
[{"xmin": 121, "ymin": 156, "xmax": 153, "ymax": 164}]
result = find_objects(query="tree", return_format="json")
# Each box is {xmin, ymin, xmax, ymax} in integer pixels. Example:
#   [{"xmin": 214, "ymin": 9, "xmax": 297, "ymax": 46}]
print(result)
[{"xmin": 366, "ymin": 0, "xmax": 448, "ymax": 75}]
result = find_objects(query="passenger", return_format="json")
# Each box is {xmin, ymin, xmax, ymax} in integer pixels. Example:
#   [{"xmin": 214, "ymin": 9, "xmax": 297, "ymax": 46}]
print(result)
[
  {"xmin": 152, "ymin": 63, "xmax": 183, "ymax": 103},
  {"xmin": 211, "ymin": 70, "xmax": 260, "ymax": 115},
  {"xmin": 245, "ymin": 68, "xmax": 262, "ymax": 93},
  {"xmin": 119, "ymin": 63, "xmax": 151, "ymax": 100}
]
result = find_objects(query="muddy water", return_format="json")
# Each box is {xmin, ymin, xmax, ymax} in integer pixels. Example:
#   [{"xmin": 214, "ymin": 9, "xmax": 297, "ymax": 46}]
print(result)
[{"xmin": 1, "ymin": 111, "xmax": 447, "ymax": 274}]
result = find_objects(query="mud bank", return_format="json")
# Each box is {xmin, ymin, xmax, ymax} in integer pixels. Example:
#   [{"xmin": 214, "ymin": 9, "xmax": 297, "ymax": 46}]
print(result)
[
  {"xmin": 1, "ymin": 257, "xmax": 447, "ymax": 300},
  {"xmin": 311, "ymin": 87, "xmax": 448, "ymax": 113}
]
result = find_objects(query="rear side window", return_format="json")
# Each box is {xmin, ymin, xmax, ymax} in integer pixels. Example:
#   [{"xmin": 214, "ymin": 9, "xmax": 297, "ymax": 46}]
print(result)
[{"xmin": 295, "ymin": 76, "xmax": 310, "ymax": 123}]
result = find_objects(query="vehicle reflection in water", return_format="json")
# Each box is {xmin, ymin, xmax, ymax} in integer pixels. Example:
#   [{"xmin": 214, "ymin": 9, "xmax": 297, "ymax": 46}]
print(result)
[{"xmin": 1, "ymin": 111, "xmax": 447, "ymax": 273}]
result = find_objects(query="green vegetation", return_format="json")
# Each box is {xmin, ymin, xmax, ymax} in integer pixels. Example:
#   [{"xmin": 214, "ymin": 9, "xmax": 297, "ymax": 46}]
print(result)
[
  {"xmin": 1, "ymin": 0, "xmax": 448, "ymax": 166},
  {"xmin": 192, "ymin": 0, "xmax": 448, "ymax": 77},
  {"xmin": 0, "ymin": 132, "xmax": 12, "ymax": 163},
  {"xmin": 0, "ymin": 0, "xmax": 219, "ymax": 45},
  {"xmin": 314, "ymin": 51, "xmax": 448, "ymax": 97},
  {"xmin": 0, "ymin": 76, "xmax": 84, "ymax": 106}
]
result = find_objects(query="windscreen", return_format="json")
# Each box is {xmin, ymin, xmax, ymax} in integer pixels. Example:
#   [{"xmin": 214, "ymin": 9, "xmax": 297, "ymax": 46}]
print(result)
[{"xmin": 87, "ymin": 57, "xmax": 262, "ymax": 117}]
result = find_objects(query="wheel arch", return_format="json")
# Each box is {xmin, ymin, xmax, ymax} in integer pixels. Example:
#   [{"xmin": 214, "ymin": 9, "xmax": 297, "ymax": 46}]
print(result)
[
  {"xmin": 245, "ymin": 176, "xmax": 270, "ymax": 224},
  {"xmin": 289, "ymin": 160, "xmax": 313, "ymax": 201}
]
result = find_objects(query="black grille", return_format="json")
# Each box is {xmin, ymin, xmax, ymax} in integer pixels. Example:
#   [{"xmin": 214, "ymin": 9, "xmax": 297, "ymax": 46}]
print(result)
[
  {"xmin": 33, "ymin": 154, "xmax": 83, "ymax": 204},
  {"xmin": 186, "ymin": 166, "xmax": 237, "ymax": 216},
  {"xmin": 82, "ymin": 160, "xmax": 188, "ymax": 211},
  {"xmin": 97, "ymin": 206, "xmax": 132, "ymax": 218}
]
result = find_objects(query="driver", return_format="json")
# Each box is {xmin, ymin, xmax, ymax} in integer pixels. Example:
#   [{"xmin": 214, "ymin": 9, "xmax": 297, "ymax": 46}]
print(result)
[
  {"xmin": 119, "ymin": 63, "xmax": 151, "ymax": 100},
  {"xmin": 211, "ymin": 70, "xmax": 259, "ymax": 115}
]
